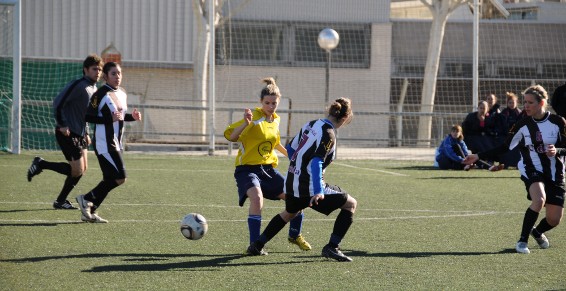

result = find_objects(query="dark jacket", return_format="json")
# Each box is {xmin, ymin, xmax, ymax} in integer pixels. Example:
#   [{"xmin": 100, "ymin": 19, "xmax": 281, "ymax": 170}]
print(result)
[{"xmin": 53, "ymin": 76, "xmax": 98, "ymax": 136}]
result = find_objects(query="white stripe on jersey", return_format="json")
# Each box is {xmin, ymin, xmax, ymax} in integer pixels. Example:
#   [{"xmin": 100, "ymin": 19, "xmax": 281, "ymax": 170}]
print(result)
[
  {"xmin": 101, "ymin": 152, "xmax": 120, "ymax": 171},
  {"xmin": 94, "ymin": 89, "xmax": 128, "ymax": 154},
  {"xmin": 512, "ymin": 113, "xmax": 564, "ymax": 181},
  {"xmin": 253, "ymin": 117, "xmax": 279, "ymax": 126},
  {"xmin": 285, "ymin": 119, "xmax": 336, "ymax": 197}
]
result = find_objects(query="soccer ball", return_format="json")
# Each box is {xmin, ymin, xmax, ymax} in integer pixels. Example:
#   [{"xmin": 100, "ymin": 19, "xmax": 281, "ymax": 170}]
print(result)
[{"xmin": 180, "ymin": 213, "xmax": 208, "ymax": 240}]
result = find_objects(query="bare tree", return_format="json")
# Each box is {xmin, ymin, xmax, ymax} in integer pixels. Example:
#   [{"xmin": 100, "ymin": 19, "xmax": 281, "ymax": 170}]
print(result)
[
  {"xmin": 192, "ymin": 0, "xmax": 223, "ymax": 107},
  {"xmin": 417, "ymin": 0, "xmax": 468, "ymax": 147},
  {"xmin": 192, "ymin": 0, "xmax": 252, "ymax": 142}
]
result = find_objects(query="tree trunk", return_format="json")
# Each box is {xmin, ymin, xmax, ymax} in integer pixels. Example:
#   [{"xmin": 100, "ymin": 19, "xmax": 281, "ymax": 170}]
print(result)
[
  {"xmin": 417, "ymin": 0, "xmax": 463, "ymax": 147},
  {"xmin": 193, "ymin": 1, "xmax": 215, "ymax": 142},
  {"xmin": 417, "ymin": 14, "xmax": 448, "ymax": 147}
]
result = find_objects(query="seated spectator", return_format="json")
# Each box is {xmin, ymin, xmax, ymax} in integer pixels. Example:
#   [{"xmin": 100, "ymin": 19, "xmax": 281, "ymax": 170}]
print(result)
[
  {"xmin": 551, "ymin": 82, "xmax": 566, "ymax": 118},
  {"xmin": 486, "ymin": 109, "xmax": 507, "ymax": 145},
  {"xmin": 486, "ymin": 93, "xmax": 501, "ymax": 115},
  {"xmin": 500, "ymin": 92, "xmax": 522, "ymax": 130},
  {"xmin": 484, "ymin": 93, "xmax": 506, "ymax": 144},
  {"xmin": 499, "ymin": 92, "xmax": 522, "ymax": 167},
  {"xmin": 462, "ymin": 101, "xmax": 496, "ymax": 154},
  {"xmin": 435, "ymin": 125, "xmax": 470, "ymax": 170}
]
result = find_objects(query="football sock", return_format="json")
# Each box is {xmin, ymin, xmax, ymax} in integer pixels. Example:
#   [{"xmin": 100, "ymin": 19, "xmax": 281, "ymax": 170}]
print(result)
[
  {"xmin": 519, "ymin": 207, "xmax": 539, "ymax": 242},
  {"xmin": 258, "ymin": 214, "xmax": 287, "ymax": 246},
  {"xmin": 39, "ymin": 160, "xmax": 71, "ymax": 176},
  {"xmin": 55, "ymin": 175, "xmax": 82, "ymax": 202},
  {"xmin": 534, "ymin": 218, "xmax": 554, "ymax": 235},
  {"xmin": 329, "ymin": 234, "xmax": 341, "ymax": 249},
  {"xmin": 85, "ymin": 179, "xmax": 119, "ymax": 207},
  {"xmin": 248, "ymin": 215, "xmax": 262, "ymax": 244},
  {"xmin": 329, "ymin": 210, "xmax": 354, "ymax": 247},
  {"xmin": 288, "ymin": 211, "xmax": 304, "ymax": 238}
]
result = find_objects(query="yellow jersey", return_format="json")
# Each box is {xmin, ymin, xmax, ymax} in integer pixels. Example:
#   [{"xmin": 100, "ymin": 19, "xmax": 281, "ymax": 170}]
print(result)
[{"xmin": 224, "ymin": 107, "xmax": 282, "ymax": 168}]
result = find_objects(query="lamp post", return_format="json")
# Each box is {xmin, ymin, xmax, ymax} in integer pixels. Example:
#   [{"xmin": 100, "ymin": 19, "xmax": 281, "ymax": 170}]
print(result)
[{"xmin": 317, "ymin": 28, "xmax": 339, "ymax": 104}]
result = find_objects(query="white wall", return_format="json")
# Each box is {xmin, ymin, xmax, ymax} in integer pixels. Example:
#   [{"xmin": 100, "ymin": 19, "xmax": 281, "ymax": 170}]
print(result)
[{"xmin": 20, "ymin": 0, "xmax": 194, "ymax": 63}]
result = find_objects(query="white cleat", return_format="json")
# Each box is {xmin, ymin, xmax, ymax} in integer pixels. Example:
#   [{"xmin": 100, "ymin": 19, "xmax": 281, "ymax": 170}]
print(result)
[
  {"xmin": 76, "ymin": 195, "xmax": 93, "ymax": 220},
  {"xmin": 531, "ymin": 229, "xmax": 549, "ymax": 249},
  {"xmin": 81, "ymin": 213, "xmax": 108, "ymax": 223},
  {"xmin": 515, "ymin": 241, "xmax": 530, "ymax": 254}
]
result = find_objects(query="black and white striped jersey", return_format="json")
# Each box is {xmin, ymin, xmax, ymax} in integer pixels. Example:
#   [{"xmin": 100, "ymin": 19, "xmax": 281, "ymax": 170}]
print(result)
[
  {"xmin": 86, "ymin": 84, "xmax": 128, "ymax": 155},
  {"xmin": 508, "ymin": 112, "xmax": 566, "ymax": 182},
  {"xmin": 285, "ymin": 119, "xmax": 336, "ymax": 198}
]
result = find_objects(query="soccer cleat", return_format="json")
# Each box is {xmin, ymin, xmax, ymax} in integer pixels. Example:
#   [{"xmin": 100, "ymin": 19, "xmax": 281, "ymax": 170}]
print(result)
[
  {"xmin": 246, "ymin": 242, "xmax": 268, "ymax": 256},
  {"xmin": 531, "ymin": 229, "xmax": 550, "ymax": 249},
  {"xmin": 81, "ymin": 213, "xmax": 108, "ymax": 223},
  {"xmin": 27, "ymin": 156, "xmax": 44, "ymax": 182},
  {"xmin": 321, "ymin": 244, "xmax": 352, "ymax": 262},
  {"xmin": 89, "ymin": 213, "xmax": 108, "ymax": 223},
  {"xmin": 53, "ymin": 200, "xmax": 78, "ymax": 210},
  {"xmin": 515, "ymin": 241, "xmax": 530, "ymax": 254},
  {"xmin": 288, "ymin": 234, "xmax": 312, "ymax": 251},
  {"xmin": 80, "ymin": 214, "xmax": 90, "ymax": 222},
  {"xmin": 75, "ymin": 195, "xmax": 93, "ymax": 220}
]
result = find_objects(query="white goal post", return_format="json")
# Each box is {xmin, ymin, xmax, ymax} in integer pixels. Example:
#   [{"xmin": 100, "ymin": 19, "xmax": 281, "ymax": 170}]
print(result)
[{"xmin": 0, "ymin": 0, "xmax": 21, "ymax": 154}]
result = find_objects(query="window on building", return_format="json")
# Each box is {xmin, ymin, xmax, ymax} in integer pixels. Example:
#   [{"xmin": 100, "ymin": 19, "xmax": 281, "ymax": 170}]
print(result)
[
  {"xmin": 216, "ymin": 21, "xmax": 371, "ymax": 68},
  {"xmin": 542, "ymin": 63, "xmax": 566, "ymax": 79},
  {"xmin": 507, "ymin": 8, "xmax": 538, "ymax": 20}
]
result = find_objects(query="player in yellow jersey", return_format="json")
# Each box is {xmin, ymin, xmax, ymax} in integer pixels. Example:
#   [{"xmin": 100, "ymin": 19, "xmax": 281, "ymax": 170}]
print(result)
[{"xmin": 224, "ymin": 77, "xmax": 311, "ymax": 254}]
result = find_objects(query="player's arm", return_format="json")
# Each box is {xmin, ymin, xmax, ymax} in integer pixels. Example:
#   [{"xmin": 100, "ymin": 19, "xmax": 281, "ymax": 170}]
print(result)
[
  {"xmin": 553, "ymin": 116, "xmax": 566, "ymax": 156},
  {"xmin": 124, "ymin": 108, "xmax": 142, "ymax": 121},
  {"xmin": 86, "ymin": 91, "xmax": 113, "ymax": 124},
  {"xmin": 225, "ymin": 120, "xmax": 250, "ymax": 142},
  {"xmin": 310, "ymin": 128, "xmax": 334, "ymax": 205},
  {"xmin": 285, "ymin": 143, "xmax": 295, "ymax": 159},
  {"xmin": 285, "ymin": 130, "xmax": 302, "ymax": 160},
  {"xmin": 309, "ymin": 156, "xmax": 325, "ymax": 206},
  {"xmin": 54, "ymin": 96, "xmax": 69, "ymax": 128},
  {"xmin": 53, "ymin": 84, "xmax": 80, "ymax": 135},
  {"xmin": 275, "ymin": 143, "xmax": 288, "ymax": 157},
  {"xmin": 225, "ymin": 109, "xmax": 253, "ymax": 142}
]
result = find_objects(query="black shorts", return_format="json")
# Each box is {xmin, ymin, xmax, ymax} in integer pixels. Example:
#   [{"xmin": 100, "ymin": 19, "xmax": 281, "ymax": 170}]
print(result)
[
  {"xmin": 285, "ymin": 184, "xmax": 349, "ymax": 215},
  {"xmin": 55, "ymin": 129, "xmax": 88, "ymax": 161},
  {"xmin": 97, "ymin": 151, "xmax": 127, "ymax": 180},
  {"xmin": 521, "ymin": 175, "xmax": 565, "ymax": 207}
]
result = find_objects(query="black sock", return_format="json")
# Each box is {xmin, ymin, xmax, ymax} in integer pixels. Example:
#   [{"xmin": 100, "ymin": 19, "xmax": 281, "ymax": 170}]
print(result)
[
  {"xmin": 257, "ymin": 214, "xmax": 288, "ymax": 247},
  {"xmin": 39, "ymin": 160, "xmax": 71, "ymax": 176},
  {"xmin": 519, "ymin": 208, "xmax": 539, "ymax": 242},
  {"xmin": 329, "ymin": 210, "xmax": 354, "ymax": 247},
  {"xmin": 535, "ymin": 218, "xmax": 554, "ymax": 236},
  {"xmin": 55, "ymin": 175, "xmax": 82, "ymax": 202},
  {"xmin": 85, "ymin": 180, "xmax": 119, "ymax": 208}
]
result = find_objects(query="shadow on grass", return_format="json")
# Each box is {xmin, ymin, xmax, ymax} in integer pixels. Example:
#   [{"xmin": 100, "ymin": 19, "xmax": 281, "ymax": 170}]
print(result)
[
  {"xmin": 0, "ymin": 208, "xmax": 54, "ymax": 213},
  {"xmin": 1, "ymin": 253, "xmax": 320, "ymax": 272},
  {"xmin": 420, "ymin": 176, "xmax": 516, "ymax": 180},
  {"xmin": 0, "ymin": 222, "xmax": 84, "ymax": 227},
  {"xmin": 395, "ymin": 165, "xmax": 518, "ymax": 173},
  {"xmin": 345, "ymin": 249, "xmax": 517, "ymax": 258},
  {"xmin": 393, "ymin": 166, "xmax": 438, "ymax": 171}
]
